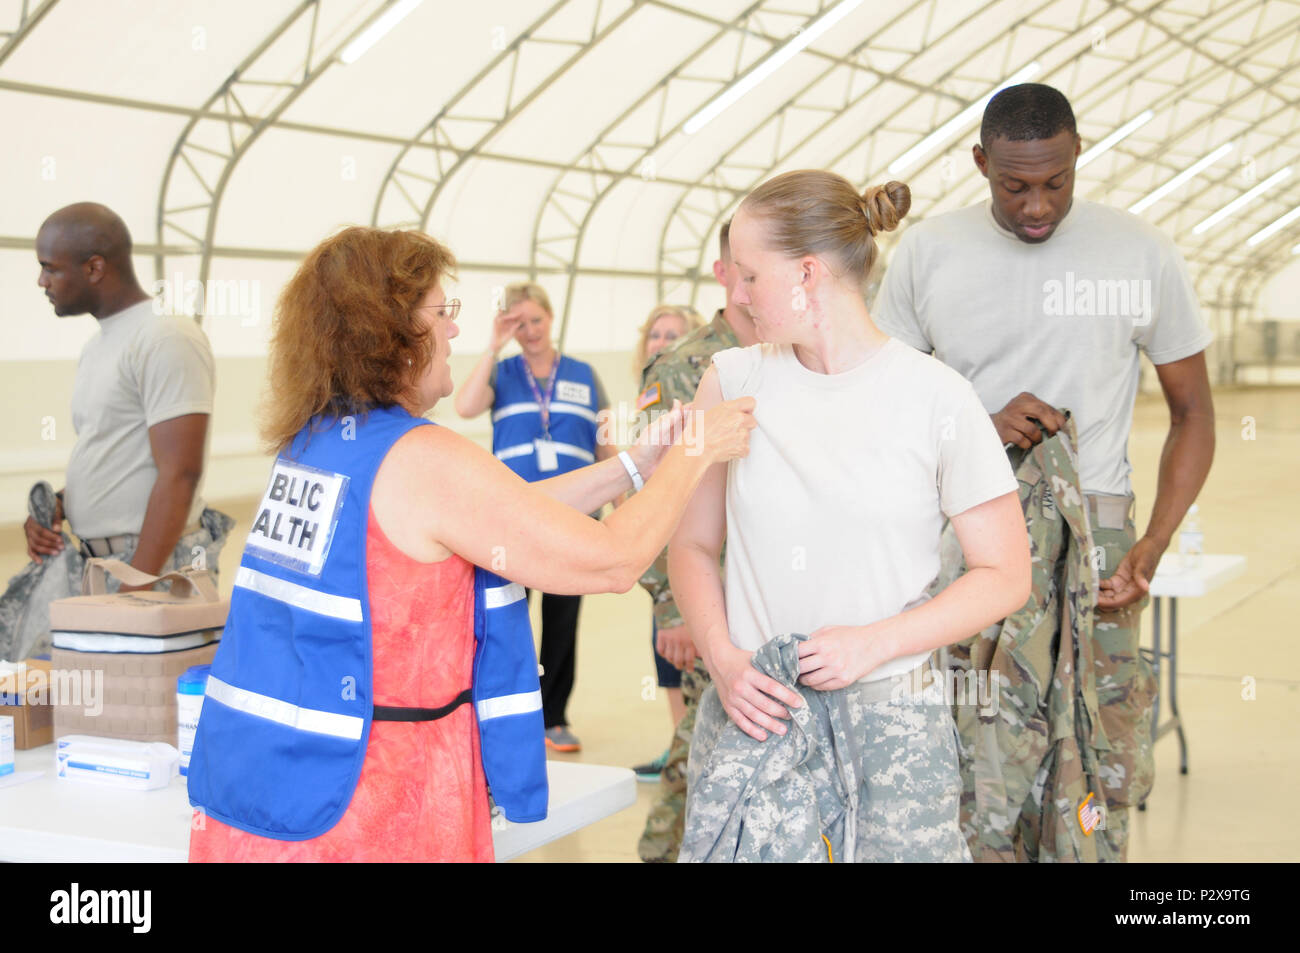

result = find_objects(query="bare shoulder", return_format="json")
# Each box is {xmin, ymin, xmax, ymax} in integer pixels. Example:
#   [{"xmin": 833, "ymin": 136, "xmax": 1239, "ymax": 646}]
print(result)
[
  {"xmin": 693, "ymin": 363, "xmax": 722, "ymax": 407},
  {"xmin": 371, "ymin": 423, "xmax": 487, "ymax": 563}
]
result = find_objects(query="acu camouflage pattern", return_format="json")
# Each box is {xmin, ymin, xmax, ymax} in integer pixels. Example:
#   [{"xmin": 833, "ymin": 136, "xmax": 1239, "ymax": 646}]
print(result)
[
  {"xmin": 931, "ymin": 415, "xmax": 1154, "ymax": 862},
  {"xmin": 633, "ymin": 310, "xmax": 736, "ymax": 863},
  {"xmin": 681, "ymin": 633, "xmax": 970, "ymax": 863}
]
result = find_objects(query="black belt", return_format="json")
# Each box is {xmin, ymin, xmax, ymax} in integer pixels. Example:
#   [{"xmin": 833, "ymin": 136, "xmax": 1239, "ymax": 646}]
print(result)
[{"xmin": 373, "ymin": 688, "xmax": 471, "ymax": 722}]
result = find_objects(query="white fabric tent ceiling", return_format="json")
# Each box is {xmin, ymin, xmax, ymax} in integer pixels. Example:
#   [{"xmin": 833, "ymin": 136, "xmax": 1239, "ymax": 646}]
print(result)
[{"xmin": 3, "ymin": 0, "xmax": 1298, "ymax": 353}]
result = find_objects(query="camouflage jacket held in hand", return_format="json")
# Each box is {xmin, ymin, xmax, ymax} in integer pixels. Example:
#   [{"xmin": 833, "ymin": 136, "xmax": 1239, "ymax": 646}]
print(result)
[
  {"xmin": 633, "ymin": 310, "xmax": 738, "ymax": 630},
  {"xmin": 680, "ymin": 633, "xmax": 866, "ymax": 863},
  {"xmin": 938, "ymin": 415, "xmax": 1115, "ymax": 862}
]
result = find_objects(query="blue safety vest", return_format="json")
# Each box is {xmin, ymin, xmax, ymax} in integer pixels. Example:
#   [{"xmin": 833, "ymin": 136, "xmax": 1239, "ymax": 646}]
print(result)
[
  {"xmin": 492, "ymin": 354, "xmax": 599, "ymax": 482},
  {"xmin": 187, "ymin": 404, "xmax": 547, "ymax": 841}
]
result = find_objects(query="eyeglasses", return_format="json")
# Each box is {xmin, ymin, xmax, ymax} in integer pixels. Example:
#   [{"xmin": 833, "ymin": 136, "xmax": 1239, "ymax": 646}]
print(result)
[{"xmin": 416, "ymin": 298, "xmax": 461, "ymax": 320}]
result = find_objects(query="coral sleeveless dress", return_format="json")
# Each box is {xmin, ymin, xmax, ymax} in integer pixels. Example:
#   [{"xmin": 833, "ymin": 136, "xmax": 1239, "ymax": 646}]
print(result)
[{"xmin": 188, "ymin": 506, "xmax": 495, "ymax": 862}]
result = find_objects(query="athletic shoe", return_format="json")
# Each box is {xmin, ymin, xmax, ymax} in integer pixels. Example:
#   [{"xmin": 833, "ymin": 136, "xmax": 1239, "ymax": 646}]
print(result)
[
  {"xmin": 632, "ymin": 748, "xmax": 670, "ymax": 782},
  {"xmin": 544, "ymin": 725, "xmax": 581, "ymax": 752}
]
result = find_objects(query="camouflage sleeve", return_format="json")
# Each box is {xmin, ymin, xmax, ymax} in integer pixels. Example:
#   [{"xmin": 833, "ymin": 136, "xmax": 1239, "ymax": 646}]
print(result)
[{"xmin": 632, "ymin": 354, "xmax": 698, "ymax": 631}]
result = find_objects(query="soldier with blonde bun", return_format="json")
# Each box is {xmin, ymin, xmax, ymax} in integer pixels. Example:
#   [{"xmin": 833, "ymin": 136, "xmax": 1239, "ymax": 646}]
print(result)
[{"xmin": 671, "ymin": 170, "xmax": 1030, "ymax": 862}]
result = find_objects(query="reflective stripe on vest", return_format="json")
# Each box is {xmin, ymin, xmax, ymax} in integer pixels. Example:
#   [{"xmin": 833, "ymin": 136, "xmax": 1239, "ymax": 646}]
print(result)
[
  {"xmin": 205, "ymin": 674, "xmax": 364, "ymax": 740},
  {"xmin": 493, "ymin": 441, "xmax": 595, "ymax": 465},
  {"xmin": 233, "ymin": 566, "xmax": 362, "ymax": 621}
]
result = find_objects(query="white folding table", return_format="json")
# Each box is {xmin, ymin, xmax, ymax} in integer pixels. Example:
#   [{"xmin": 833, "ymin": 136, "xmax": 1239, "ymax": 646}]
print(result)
[
  {"xmin": 1138, "ymin": 552, "xmax": 1246, "ymax": 808},
  {"xmin": 0, "ymin": 746, "xmax": 634, "ymax": 863}
]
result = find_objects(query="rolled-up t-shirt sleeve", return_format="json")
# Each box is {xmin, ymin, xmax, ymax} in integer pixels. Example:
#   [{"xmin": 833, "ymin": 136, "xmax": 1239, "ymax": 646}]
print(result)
[
  {"xmin": 937, "ymin": 382, "xmax": 1019, "ymax": 518},
  {"xmin": 137, "ymin": 323, "xmax": 216, "ymax": 427}
]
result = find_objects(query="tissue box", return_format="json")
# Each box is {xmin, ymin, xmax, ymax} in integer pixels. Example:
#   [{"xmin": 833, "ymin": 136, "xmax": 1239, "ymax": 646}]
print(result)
[
  {"xmin": 0, "ymin": 659, "xmax": 54, "ymax": 750},
  {"xmin": 50, "ymin": 643, "xmax": 219, "ymax": 745}
]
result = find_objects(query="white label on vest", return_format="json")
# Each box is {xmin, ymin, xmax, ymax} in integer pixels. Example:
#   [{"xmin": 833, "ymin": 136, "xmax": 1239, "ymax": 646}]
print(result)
[
  {"xmin": 246, "ymin": 459, "xmax": 348, "ymax": 576},
  {"xmin": 555, "ymin": 381, "xmax": 590, "ymax": 405}
]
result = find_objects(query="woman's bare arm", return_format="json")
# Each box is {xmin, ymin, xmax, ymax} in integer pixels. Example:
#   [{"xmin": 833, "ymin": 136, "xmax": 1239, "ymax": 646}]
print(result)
[{"xmin": 375, "ymin": 395, "xmax": 754, "ymax": 595}]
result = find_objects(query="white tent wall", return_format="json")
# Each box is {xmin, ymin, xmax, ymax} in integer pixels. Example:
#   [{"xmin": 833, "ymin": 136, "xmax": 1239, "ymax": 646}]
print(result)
[
  {"xmin": 1261, "ymin": 258, "xmax": 1300, "ymax": 317},
  {"xmin": 3, "ymin": 0, "xmax": 1300, "ymax": 528}
]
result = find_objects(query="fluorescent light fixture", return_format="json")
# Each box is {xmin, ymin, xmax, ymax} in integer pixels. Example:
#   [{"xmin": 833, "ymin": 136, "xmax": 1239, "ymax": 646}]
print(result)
[
  {"xmin": 1247, "ymin": 204, "xmax": 1300, "ymax": 247},
  {"xmin": 1076, "ymin": 110, "xmax": 1155, "ymax": 170},
  {"xmin": 340, "ymin": 0, "xmax": 422, "ymax": 65},
  {"xmin": 1128, "ymin": 141, "xmax": 1235, "ymax": 215},
  {"xmin": 683, "ymin": 0, "xmax": 865, "ymax": 136},
  {"xmin": 886, "ymin": 61, "xmax": 1042, "ymax": 176},
  {"xmin": 1193, "ymin": 167, "xmax": 1292, "ymax": 236}
]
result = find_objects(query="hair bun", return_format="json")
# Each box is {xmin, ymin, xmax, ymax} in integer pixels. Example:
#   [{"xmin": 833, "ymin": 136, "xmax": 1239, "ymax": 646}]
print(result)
[{"xmin": 859, "ymin": 181, "xmax": 912, "ymax": 235}]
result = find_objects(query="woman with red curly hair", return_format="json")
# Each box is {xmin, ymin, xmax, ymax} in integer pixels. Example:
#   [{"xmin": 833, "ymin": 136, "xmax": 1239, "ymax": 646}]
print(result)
[{"xmin": 186, "ymin": 226, "xmax": 756, "ymax": 862}]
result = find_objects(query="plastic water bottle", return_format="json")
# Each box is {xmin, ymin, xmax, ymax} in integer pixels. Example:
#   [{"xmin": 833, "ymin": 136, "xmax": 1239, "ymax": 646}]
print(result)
[
  {"xmin": 177, "ymin": 665, "xmax": 211, "ymax": 776},
  {"xmin": 1179, "ymin": 504, "xmax": 1203, "ymax": 570}
]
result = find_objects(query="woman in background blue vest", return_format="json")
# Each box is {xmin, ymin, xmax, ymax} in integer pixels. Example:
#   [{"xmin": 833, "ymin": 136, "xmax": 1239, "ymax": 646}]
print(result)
[
  {"xmin": 456, "ymin": 282, "xmax": 610, "ymax": 753},
  {"xmin": 187, "ymin": 226, "xmax": 758, "ymax": 861}
]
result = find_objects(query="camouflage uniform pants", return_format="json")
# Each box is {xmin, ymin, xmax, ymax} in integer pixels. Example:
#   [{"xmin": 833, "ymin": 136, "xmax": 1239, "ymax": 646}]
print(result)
[
  {"xmin": 1088, "ymin": 492, "xmax": 1156, "ymax": 862},
  {"xmin": 638, "ymin": 659, "xmax": 711, "ymax": 863}
]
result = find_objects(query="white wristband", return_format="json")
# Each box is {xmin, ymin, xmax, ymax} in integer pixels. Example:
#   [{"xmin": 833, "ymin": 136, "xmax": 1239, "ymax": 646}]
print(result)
[{"xmin": 617, "ymin": 450, "xmax": 644, "ymax": 492}]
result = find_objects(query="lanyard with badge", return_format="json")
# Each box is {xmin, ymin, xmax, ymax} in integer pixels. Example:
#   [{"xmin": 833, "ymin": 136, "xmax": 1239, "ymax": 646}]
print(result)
[{"xmin": 523, "ymin": 354, "xmax": 561, "ymax": 472}]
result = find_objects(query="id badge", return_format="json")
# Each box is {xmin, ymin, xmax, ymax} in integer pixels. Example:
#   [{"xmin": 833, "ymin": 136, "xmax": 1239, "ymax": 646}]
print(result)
[{"xmin": 535, "ymin": 437, "xmax": 559, "ymax": 472}]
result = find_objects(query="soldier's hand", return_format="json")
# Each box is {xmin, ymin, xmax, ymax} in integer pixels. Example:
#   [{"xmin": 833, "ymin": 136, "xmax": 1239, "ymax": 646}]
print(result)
[
  {"xmin": 24, "ymin": 509, "xmax": 64, "ymax": 564},
  {"xmin": 655, "ymin": 622, "xmax": 696, "ymax": 671},
  {"xmin": 992, "ymin": 392, "xmax": 1067, "ymax": 449},
  {"xmin": 1097, "ymin": 536, "xmax": 1161, "ymax": 610},
  {"xmin": 711, "ymin": 642, "xmax": 802, "ymax": 742},
  {"xmin": 797, "ymin": 625, "xmax": 885, "ymax": 690}
]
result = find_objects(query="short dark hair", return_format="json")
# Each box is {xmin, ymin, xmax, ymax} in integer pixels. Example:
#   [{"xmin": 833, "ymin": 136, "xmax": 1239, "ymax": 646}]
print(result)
[
  {"xmin": 980, "ymin": 83, "xmax": 1077, "ymax": 147},
  {"xmin": 719, "ymin": 219, "xmax": 731, "ymax": 261}
]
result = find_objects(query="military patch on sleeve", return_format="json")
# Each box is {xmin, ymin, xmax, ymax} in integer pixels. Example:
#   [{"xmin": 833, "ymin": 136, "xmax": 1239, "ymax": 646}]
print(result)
[{"xmin": 636, "ymin": 382, "xmax": 662, "ymax": 411}]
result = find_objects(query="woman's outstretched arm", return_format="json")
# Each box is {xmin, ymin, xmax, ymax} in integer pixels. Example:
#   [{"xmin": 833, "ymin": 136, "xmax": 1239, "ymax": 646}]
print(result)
[{"xmin": 374, "ymin": 394, "xmax": 755, "ymax": 596}]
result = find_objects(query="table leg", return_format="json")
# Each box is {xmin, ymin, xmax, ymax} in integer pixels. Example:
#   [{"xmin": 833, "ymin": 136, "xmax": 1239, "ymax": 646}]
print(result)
[
  {"xmin": 1169, "ymin": 598, "xmax": 1188, "ymax": 775},
  {"xmin": 1139, "ymin": 597, "xmax": 1163, "ymax": 811}
]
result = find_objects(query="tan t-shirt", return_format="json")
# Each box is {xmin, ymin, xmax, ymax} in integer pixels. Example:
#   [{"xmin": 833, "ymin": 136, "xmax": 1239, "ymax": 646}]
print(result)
[
  {"xmin": 65, "ymin": 299, "xmax": 215, "ymax": 539},
  {"xmin": 874, "ymin": 198, "xmax": 1214, "ymax": 496},
  {"xmin": 713, "ymin": 339, "xmax": 1018, "ymax": 682}
]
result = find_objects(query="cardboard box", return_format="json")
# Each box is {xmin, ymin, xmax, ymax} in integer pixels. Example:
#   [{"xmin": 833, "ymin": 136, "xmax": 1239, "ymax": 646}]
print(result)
[
  {"xmin": 50, "ymin": 643, "xmax": 219, "ymax": 745},
  {"xmin": 0, "ymin": 658, "xmax": 54, "ymax": 750}
]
